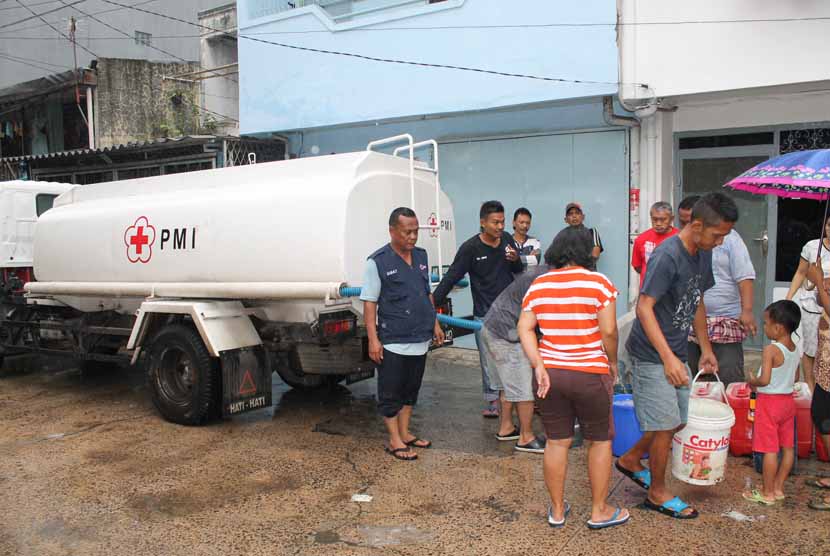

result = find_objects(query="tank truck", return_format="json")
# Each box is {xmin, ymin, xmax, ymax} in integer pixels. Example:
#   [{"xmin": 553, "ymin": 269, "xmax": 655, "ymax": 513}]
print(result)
[{"xmin": 0, "ymin": 136, "xmax": 459, "ymax": 425}]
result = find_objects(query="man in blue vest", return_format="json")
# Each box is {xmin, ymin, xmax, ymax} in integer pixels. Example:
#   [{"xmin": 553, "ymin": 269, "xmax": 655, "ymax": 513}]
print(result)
[{"xmin": 361, "ymin": 207, "xmax": 445, "ymax": 461}]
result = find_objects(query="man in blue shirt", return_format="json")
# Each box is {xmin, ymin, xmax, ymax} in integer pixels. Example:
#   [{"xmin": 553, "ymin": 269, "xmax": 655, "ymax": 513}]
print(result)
[{"xmin": 361, "ymin": 207, "xmax": 445, "ymax": 461}]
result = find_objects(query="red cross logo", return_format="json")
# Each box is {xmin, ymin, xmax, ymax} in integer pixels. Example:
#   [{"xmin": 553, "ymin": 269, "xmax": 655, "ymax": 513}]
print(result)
[
  {"xmin": 124, "ymin": 216, "xmax": 156, "ymax": 264},
  {"xmin": 428, "ymin": 212, "xmax": 439, "ymax": 238}
]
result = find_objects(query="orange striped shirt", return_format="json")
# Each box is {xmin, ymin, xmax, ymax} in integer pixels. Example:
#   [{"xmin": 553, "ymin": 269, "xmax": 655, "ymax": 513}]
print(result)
[{"xmin": 521, "ymin": 267, "xmax": 618, "ymax": 374}]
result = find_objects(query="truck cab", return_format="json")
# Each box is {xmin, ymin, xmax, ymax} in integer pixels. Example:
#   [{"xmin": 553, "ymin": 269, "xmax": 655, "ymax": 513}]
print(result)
[{"xmin": 0, "ymin": 180, "xmax": 73, "ymax": 295}]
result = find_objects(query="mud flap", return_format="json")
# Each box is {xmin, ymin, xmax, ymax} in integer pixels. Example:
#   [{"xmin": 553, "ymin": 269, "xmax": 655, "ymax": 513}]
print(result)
[{"xmin": 220, "ymin": 346, "xmax": 272, "ymax": 417}]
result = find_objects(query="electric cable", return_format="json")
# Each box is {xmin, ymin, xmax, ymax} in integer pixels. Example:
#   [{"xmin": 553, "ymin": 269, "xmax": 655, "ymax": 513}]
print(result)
[
  {"xmin": 2, "ymin": 0, "xmax": 159, "ymax": 34},
  {"xmin": 0, "ymin": 0, "xmax": 64, "ymax": 11},
  {"xmin": 55, "ymin": 0, "xmax": 237, "ymax": 84},
  {"xmin": 98, "ymin": 0, "xmax": 644, "ymax": 88},
  {"xmin": 0, "ymin": 52, "xmax": 60, "ymax": 72},
  {"xmin": 13, "ymin": 0, "xmax": 98, "ymax": 57},
  {"xmin": 0, "ymin": 0, "xmax": 85, "ymax": 28}
]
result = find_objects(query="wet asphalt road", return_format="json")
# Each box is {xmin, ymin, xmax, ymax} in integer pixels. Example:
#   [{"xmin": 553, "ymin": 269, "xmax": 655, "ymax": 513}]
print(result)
[{"xmin": 1, "ymin": 349, "xmax": 829, "ymax": 556}]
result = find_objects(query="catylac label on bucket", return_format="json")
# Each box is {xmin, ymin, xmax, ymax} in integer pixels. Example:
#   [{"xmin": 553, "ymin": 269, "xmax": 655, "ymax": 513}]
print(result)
[{"xmin": 672, "ymin": 398, "xmax": 736, "ymax": 486}]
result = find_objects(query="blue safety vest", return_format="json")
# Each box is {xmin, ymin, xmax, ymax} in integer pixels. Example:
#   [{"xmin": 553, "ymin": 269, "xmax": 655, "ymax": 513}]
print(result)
[{"xmin": 370, "ymin": 244, "xmax": 436, "ymax": 344}]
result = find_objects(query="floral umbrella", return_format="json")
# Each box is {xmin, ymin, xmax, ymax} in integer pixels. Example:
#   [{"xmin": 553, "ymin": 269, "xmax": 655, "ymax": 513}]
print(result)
[{"xmin": 725, "ymin": 148, "xmax": 830, "ymax": 255}]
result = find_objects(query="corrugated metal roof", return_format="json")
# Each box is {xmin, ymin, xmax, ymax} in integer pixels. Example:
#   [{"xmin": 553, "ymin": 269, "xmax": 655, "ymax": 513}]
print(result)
[
  {"xmin": 1, "ymin": 135, "xmax": 227, "ymax": 163},
  {"xmin": 0, "ymin": 69, "xmax": 96, "ymax": 108}
]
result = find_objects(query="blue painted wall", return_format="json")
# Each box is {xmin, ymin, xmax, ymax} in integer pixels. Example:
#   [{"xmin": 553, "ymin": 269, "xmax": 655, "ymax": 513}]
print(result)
[
  {"xmin": 440, "ymin": 130, "xmax": 629, "ymax": 334},
  {"xmin": 237, "ymin": 0, "xmax": 619, "ymax": 134}
]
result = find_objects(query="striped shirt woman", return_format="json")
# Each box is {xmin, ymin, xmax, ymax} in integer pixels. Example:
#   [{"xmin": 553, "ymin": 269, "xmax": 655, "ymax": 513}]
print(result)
[{"xmin": 517, "ymin": 225, "xmax": 629, "ymax": 530}]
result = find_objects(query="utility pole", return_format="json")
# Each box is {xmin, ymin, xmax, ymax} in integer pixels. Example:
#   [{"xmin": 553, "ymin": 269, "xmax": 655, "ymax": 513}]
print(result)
[{"xmin": 68, "ymin": 16, "xmax": 90, "ymax": 141}]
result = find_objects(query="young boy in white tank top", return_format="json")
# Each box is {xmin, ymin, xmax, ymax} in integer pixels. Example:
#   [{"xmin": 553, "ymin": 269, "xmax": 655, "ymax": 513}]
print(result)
[{"xmin": 743, "ymin": 300, "xmax": 801, "ymax": 505}]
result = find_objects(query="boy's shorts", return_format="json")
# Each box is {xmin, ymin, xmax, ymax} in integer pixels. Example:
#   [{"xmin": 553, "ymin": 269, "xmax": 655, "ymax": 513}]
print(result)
[
  {"xmin": 753, "ymin": 393, "xmax": 796, "ymax": 453},
  {"xmin": 629, "ymin": 356, "xmax": 691, "ymax": 431}
]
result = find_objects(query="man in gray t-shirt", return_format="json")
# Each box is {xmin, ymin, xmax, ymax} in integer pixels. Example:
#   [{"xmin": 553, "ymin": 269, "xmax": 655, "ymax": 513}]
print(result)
[
  {"xmin": 617, "ymin": 193, "xmax": 737, "ymax": 521},
  {"xmin": 479, "ymin": 265, "xmax": 549, "ymax": 453}
]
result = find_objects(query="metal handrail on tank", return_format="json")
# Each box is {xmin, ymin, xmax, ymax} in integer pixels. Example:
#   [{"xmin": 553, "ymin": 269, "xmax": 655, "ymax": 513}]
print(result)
[
  {"xmin": 366, "ymin": 134, "xmax": 415, "ymax": 209},
  {"xmin": 393, "ymin": 139, "xmax": 443, "ymax": 283},
  {"xmin": 367, "ymin": 135, "xmax": 445, "ymax": 284}
]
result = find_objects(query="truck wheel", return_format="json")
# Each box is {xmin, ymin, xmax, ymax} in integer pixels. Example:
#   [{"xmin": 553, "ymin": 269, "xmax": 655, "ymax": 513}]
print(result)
[{"xmin": 145, "ymin": 324, "xmax": 220, "ymax": 426}]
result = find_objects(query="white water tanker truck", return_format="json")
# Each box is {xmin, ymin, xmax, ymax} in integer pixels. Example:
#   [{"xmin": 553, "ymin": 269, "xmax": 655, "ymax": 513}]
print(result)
[{"xmin": 0, "ymin": 135, "xmax": 461, "ymax": 425}]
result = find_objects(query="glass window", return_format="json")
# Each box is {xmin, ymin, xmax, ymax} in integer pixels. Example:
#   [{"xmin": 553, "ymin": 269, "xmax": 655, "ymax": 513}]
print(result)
[
  {"xmin": 134, "ymin": 31, "xmax": 152, "ymax": 46},
  {"xmin": 36, "ymin": 194, "xmax": 58, "ymax": 217},
  {"xmin": 678, "ymin": 132, "xmax": 774, "ymax": 150}
]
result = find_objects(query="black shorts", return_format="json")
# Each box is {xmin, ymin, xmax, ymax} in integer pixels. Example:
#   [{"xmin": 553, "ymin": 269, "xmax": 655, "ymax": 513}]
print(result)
[
  {"xmin": 376, "ymin": 349, "xmax": 427, "ymax": 418},
  {"xmin": 812, "ymin": 383, "xmax": 830, "ymax": 435}
]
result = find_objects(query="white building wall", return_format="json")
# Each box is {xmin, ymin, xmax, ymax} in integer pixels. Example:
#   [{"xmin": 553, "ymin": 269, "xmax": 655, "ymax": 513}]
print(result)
[
  {"xmin": 198, "ymin": 4, "xmax": 239, "ymax": 136},
  {"xmin": 619, "ymin": 0, "xmax": 830, "ymax": 101}
]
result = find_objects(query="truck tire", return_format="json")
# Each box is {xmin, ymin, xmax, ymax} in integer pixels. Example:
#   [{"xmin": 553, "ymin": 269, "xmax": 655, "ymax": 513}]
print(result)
[{"xmin": 145, "ymin": 324, "xmax": 220, "ymax": 426}]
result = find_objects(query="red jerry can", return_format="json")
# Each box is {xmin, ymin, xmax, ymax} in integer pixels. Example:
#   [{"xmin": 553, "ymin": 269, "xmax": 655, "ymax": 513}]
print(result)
[
  {"xmin": 792, "ymin": 383, "xmax": 814, "ymax": 459},
  {"xmin": 726, "ymin": 382, "xmax": 754, "ymax": 456}
]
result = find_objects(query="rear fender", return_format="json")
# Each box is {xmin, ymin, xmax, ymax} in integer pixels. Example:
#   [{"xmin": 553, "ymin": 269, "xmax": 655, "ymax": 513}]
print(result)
[{"xmin": 128, "ymin": 300, "xmax": 262, "ymax": 360}]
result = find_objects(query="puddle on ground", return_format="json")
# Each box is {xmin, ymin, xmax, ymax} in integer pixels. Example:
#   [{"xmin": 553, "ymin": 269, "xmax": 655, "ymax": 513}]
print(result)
[
  {"xmin": 357, "ymin": 525, "xmax": 434, "ymax": 547},
  {"xmin": 313, "ymin": 530, "xmax": 342, "ymax": 544}
]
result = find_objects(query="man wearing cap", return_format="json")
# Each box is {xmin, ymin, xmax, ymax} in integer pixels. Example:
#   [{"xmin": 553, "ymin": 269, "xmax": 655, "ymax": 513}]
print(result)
[{"xmin": 565, "ymin": 202, "xmax": 603, "ymax": 260}]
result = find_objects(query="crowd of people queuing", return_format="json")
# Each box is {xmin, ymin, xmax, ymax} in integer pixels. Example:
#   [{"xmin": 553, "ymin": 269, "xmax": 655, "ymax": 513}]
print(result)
[{"xmin": 360, "ymin": 191, "xmax": 830, "ymax": 528}]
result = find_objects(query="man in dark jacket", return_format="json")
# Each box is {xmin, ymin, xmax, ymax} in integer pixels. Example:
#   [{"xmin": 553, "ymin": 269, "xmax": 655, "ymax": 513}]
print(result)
[{"xmin": 361, "ymin": 207, "xmax": 444, "ymax": 461}]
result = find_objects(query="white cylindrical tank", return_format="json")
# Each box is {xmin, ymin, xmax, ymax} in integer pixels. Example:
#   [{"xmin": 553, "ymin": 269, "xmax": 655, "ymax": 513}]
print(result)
[{"xmin": 32, "ymin": 151, "xmax": 456, "ymax": 297}]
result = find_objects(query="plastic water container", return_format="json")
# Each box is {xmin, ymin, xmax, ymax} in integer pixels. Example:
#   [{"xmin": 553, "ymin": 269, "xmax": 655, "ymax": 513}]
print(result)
[
  {"xmin": 726, "ymin": 382, "xmax": 754, "ymax": 456},
  {"xmin": 672, "ymin": 372, "xmax": 736, "ymax": 485},
  {"xmin": 691, "ymin": 379, "xmax": 726, "ymax": 403},
  {"xmin": 612, "ymin": 394, "xmax": 643, "ymax": 457},
  {"xmin": 793, "ymin": 382, "xmax": 814, "ymax": 459}
]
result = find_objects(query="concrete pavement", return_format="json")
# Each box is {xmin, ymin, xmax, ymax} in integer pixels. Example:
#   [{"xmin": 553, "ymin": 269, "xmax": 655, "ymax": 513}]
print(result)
[{"xmin": 0, "ymin": 349, "xmax": 828, "ymax": 556}]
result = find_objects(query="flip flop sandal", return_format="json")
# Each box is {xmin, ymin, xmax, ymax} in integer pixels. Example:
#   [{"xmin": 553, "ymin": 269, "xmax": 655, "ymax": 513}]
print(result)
[
  {"xmin": 404, "ymin": 437, "xmax": 432, "ymax": 449},
  {"xmin": 808, "ymin": 498, "xmax": 830, "ymax": 511},
  {"xmin": 495, "ymin": 428, "xmax": 520, "ymax": 441},
  {"xmin": 547, "ymin": 501, "xmax": 571, "ymax": 528},
  {"xmin": 482, "ymin": 404, "xmax": 499, "ymax": 418},
  {"xmin": 642, "ymin": 496, "xmax": 699, "ymax": 519},
  {"xmin": 385, "ymin": 447, "xmax": 418, "ymax": 461},
  {"xmin": 615, "ymin": 460, "xmax": 651, "ymax": 489},
  {"xmin": 807, "ymin": 479, "xmax": 830, "ymax": 490},
  {"xmin": 587, "ymin": 507, "xmax": 631, "ymax": 530},
  {"xmin": 742, "ymin": 489, "xmax": 776, "ymax": 506}
]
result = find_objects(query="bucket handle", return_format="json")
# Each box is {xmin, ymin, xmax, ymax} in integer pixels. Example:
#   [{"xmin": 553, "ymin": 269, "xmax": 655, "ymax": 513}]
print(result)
[{"xmin": 690, "ymin": 369, "xmax": 728, "ymax": 405}]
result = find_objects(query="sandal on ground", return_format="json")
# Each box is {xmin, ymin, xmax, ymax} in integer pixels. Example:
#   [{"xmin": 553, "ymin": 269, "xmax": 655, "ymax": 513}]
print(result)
[
  {"xmin": 615, "ymin": 460, "xmax": 651, "ymax": 489},
  {"xmin": 482, "ymin": 402, "xmax": 499, "ymax": 419},
  {"xmin": 495, "ymin": 427, "xmax": 520, "ymax": 441},
  {"xmin": 742, "ymin": 489, "xmax": 776, "ymax": 506},
  {"xmin": 514, "ymin": 436, "xmax": 546, "ymax": 454},
  {"xmin": 587, "ymin": 507, "xmax": 631, "ymax": 530},
  {"xmin": 807, "ymin": 479, "xmax": 830, "ymax": 490},
  {"xmin": 404, "ymin": 437, "xmax": 432, "ymax": 449},
  {"xmin": 642, "ymin": 496, "xmax": 699, "ymax": 519},
  {"xmin": 808, "ymin": 497, "xmax": 830, "ymax": 511},
  {"xmin": 385, "ymin": 447, "xmax": 417, "ymax": 461},
  {"xmin": 547, "ymin": 501, "xmax": 571, "ymax": 528}
]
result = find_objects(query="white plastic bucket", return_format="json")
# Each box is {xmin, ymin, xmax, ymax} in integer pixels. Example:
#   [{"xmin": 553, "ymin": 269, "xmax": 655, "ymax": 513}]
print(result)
[{"xmin": 672, "ymin": 371, "xmax": 736, "ymax": 486}]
